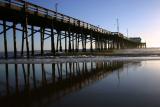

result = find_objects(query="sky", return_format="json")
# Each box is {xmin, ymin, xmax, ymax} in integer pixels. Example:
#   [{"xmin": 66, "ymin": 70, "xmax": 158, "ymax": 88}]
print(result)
[{"xmin": 27, "ymin": 0, "xmax": 160, "ymax": 47}]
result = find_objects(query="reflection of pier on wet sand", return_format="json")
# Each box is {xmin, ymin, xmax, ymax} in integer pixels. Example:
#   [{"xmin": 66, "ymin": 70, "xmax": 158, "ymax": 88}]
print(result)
[{"xmin": 0, "ymin": 61, "xmax": 127, "ymax": 107}]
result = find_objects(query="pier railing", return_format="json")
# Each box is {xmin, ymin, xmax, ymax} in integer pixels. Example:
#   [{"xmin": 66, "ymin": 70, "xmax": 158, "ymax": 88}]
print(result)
[
  {"xmin": 0, "ymin": 0, "xmax": 142, "ymax": 43},
  {"xmin": 0, "ymin": 0, "xmax": 112, "ymax": 34}
]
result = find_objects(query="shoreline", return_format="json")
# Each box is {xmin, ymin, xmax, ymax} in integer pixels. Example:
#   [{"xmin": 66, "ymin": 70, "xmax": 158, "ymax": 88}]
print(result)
[
  {"xmin": 1, "ymin": 56, "xmax": 160, "ymax": 64},
  {"xmin": 1, "ymin": 48, "xmax": 160, "ymax": 63},
  {"xmin": 1, "ymin": 51, "xmax": 160, "ymax": 59}
]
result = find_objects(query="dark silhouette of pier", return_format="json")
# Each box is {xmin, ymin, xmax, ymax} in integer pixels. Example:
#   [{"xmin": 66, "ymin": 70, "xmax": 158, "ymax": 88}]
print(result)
[
  {"xmin": 0, "ymin": 61, "xmax": 128, "ymax": 107},
  {"xmin": 0, "ymin": 0, "xmax": 146, "ymax": 58}
]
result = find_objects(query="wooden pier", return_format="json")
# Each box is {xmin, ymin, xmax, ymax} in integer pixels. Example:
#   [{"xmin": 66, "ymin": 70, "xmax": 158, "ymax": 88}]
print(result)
[{"xmin": 0, "ymin": 0, "xmax": 146, "ymax": 58}]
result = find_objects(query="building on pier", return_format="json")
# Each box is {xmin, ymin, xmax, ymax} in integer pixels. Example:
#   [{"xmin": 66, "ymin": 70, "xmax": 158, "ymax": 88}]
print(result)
[{"xmin": 129, "ymin": 37, "xmax": 146, "ymax": 48}]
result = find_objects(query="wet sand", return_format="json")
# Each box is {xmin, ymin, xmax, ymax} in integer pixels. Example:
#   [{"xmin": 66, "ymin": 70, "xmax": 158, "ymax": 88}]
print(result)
[{"xmin": 1, "ymin": 48, "xmax": 160, "ymax": 64}]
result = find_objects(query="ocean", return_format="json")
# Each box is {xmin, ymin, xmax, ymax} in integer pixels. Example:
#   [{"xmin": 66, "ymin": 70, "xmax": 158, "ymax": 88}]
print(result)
[{"xmin": 1, "ymin": 48, "xmax": 160, "ymax": 107}]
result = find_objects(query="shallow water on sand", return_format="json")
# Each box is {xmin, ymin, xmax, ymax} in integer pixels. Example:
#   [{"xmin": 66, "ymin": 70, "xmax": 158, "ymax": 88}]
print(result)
[
  {"xmin": 114, "ymin": 48, "xmax": 160, "ymax": 54},
  {"xmin": 1, "ymin": 48, "xmax": 160, "ymax": 58},
  {"xmin": 1, "ymin": 59, "xmax": 160, "ymax": 107}
]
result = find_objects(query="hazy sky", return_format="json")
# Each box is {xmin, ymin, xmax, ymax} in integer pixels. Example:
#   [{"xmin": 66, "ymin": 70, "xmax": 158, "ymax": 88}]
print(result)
[{"xmin": 28, "ymin": 0, "xmax": 160, "ymax": 47}]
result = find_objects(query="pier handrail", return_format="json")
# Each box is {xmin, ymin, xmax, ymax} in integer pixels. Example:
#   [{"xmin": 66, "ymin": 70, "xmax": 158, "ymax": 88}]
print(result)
[{"xmin": 0, "ymin": 0, "xmax": 112, "ymax": 34}]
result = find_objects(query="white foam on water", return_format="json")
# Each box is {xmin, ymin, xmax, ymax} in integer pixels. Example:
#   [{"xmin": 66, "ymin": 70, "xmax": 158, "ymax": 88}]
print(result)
[
  {"xmin": 1, "ymin": 56, "xmax": 160, "ymax": 64},
  {"xmin": 1, "ymin": 48, "xmax": 160, "ymax": 64}
]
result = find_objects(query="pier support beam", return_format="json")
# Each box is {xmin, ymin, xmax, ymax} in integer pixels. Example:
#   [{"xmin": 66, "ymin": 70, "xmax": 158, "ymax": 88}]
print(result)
[
  {"xmin": 31, "ymin": 25, "xmax": 34, "ymax": 56},
  {"xmin": 24, "ymin": 24, "xmax": 29, "ymax": 58},
  {"xmin": 40, "ymin": 27, "xmax": 44, "ymax": 56},
  {"xmin": 84, "ymin": 35, "xmax": 87, "ymax": 52},
  {"xmin": 75, "ymin": 33, "xmax": 79, "ymax": 52},
  {"xmin": 90, "ymin": 33, "xmax": 93, "ymax": 51},
  {"xmin": 59, "ymin": 31, "xmax": 62, "ymax": 52},
  {"xmin": 13, "ymin": 22, "xmax": 17, "ymax": 58},
  {"xmin": 68, "ymin": 29, "xmax": 71, "ymax": 52},
  {"xmin": 72, "ymin": 33, "xmax": 75, "ymax": 52},
  {"xmin": 21, "ymin": 26, "xmax": 25, "ymax": 56},
  {"xmin": 3, "ymin": 20, "xmax": 8, "ymax": 59},
  {"xmin": 65, "ymin": 31, "xmax": 67, "ymax": 52},
  {"xmin": 77, "ymin": 34, "xmax": 80, "ymax": 52},
  {"xmin": 24, "ymin": 6, "xmax": 30, "ymax": 58},
  {"xmin": 51, "ymin": 27, "xmax": 55, "ymax": 55}
]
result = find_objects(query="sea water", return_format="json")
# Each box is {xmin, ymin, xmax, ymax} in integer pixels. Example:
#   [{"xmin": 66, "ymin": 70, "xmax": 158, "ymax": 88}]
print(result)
[{"xmin": 0, "ymin": 59, "xmax": 160, "ymax": 107}]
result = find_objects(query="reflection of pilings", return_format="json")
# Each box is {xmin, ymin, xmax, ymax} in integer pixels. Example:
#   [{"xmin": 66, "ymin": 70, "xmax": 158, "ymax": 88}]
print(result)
[
  {"xmin": 42, "ymin": 64, "xmax": 47, "ymax": 86},
  {"xmin": 5, "ymin": 64, "xmax": 9, "ymax": 95},
  {"xmin": 69, "ymin": 62, "xmax": 72, "ymax": 76},
  {"xmin": 32, "ymin": 64, "xmax": 36, "ymax": 88},
  {"xmin": 22, "ymin": 64, "xmax": 27, "ymax": 87},
  {"xmin": 27, "ymin": 64, "xmax": 30, "ymax": 91},
  {"xmin": 73, "ymin": 62, "xmax": 76, "ymax": 76},
  {"xmin": 57, "ymin": 63, "xmax": 61, "ymax": 80},
  {"xmin": 52, "ymin": 63, "xmax": 55, "ymax": 83},
  {"xmin": 65, "ymin": 62, "xmax": 68, "ymax": 78},
  {"xmin": 60, "ymin": 63, "xmax": 63, "ymax": 79},
  {"xmin": 15, "ymin": 64, "xmax": 19, "ymax": 94},
  {"xmin": 0, "ymin": 61, "xmax": 130, "ymax": 107},
  {"xmin": 22, "ymin": 64, "xmax": 27, "ymax": 86},
  {"xmin": 1, "ymin": 61, "xmax": 126, "ymax": 95}
]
